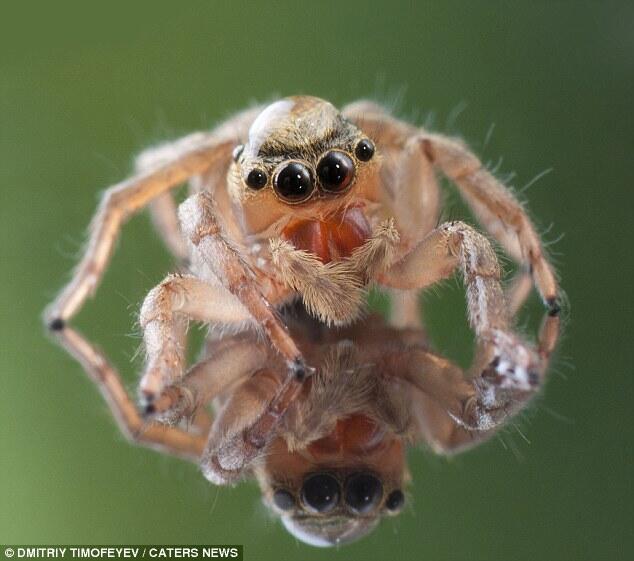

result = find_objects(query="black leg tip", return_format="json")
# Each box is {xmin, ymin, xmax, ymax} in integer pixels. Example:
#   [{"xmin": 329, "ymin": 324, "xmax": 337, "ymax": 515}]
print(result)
[
  {"xmin": 546, "ymin": 297, "xmax": 561, "ymax": 317},
  {"xmin": 293, "ymin": 367, "xmax": 306, "ymax": 383},
  {"xmin": 290, "ymin": 358, "xmax": 310, "ymax": 382},
  {"xmin": 48, "ymin": 318, "xmax": 65, "ymax": 331},
  {"xmin": 139, "ymin": 393, "xmax": 155, "ymax": 417}
]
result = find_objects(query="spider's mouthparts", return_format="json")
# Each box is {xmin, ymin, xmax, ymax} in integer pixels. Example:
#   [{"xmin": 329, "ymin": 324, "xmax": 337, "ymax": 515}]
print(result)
[{"xmin": 281, "ymin": 206, "xmax": 371, "ymax": 264}]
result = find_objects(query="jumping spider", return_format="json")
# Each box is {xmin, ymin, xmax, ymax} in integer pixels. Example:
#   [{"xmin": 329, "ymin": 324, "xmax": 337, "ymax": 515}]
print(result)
[{"xmin": 45, "ymin": 96, "xmax": 562, "ymax": 544}]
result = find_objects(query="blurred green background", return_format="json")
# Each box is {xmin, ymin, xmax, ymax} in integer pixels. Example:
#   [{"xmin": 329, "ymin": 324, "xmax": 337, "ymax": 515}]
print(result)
[{"xmin": 1, "ymin": 1, "xmax": 632, "ymax": 560}]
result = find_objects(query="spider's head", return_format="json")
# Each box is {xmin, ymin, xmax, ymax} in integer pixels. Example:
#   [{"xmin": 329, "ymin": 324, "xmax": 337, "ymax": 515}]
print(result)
[
  {"xmin": 253, "ymin": 418, "xmax": 407, "ymax": 547},
  {"xmin": 229, "ymin": 96, "xmax": 380, "ymax": 256}
]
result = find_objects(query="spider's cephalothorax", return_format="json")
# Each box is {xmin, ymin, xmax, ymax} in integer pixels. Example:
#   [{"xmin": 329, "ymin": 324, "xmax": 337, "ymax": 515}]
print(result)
[
  {"xmin": 46, "ymin": 95, "xmax": 562, "ymax": 546},
  {"xmin": 229, "ymin": 96, "xmax": 381, "ymax": 264}
]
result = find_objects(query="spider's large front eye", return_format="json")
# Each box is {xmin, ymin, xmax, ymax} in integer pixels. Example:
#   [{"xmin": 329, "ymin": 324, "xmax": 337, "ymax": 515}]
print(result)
[
  {"xmin": 344, "ymin": 473, "xmax": 383, "ymax": 515},
  {"xmin": 317, "ymin": 151, "xmax": 354, "ymax": 193},
  {"xmin": 301, "ymin": 473, "xmax": 340, "ymax": 513},
  {"xmin": 274, "ymin": 162, "xmax": 314, "ymax": 202},
  {"xmin": 246, "ymin": 169, "xmax": 267, "ymax": 190},
  {"xmin": 355, "ymin": 139, "xmax": 375, "ymax": 162}
]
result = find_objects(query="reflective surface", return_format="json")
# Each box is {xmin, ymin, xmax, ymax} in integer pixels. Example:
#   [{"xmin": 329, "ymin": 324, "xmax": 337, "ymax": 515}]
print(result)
[{"xmin": 1, "ymin": 2, "xmax": 632, "ymax": 560}]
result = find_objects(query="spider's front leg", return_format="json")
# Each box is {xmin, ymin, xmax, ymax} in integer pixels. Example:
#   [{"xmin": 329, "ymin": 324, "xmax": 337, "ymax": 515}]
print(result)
[
  {"xmin": 382, "ymin": 220, "xmax": 538, "ymax": 379},
  {"xmin": 144, "ymin": 191, "xmax": 311, "ymax": 449},
  {"xmin": 138, "ymin": 191, "xmax": 309, "ymax": 451},
  {"xmin": 143, "ymin": 334, "xmax": 269, "ymax": 424},
  {"xmin": 465, "ymin": 311, "xmax": 560, "ymax": 430},
  {"xmin": 199, "ymin": 367, "xmax": 284, "ymax": 484},
  {"xmin": 146, "ymin": 334, "xmax": 298, "ymax": 485},
  {"xmin": 178, "ymin": 192, "xmax": 306, "ymax": 371},
  {"xmin": 138, "ymin": 273, "xmax": 253, "ymax": 401}
]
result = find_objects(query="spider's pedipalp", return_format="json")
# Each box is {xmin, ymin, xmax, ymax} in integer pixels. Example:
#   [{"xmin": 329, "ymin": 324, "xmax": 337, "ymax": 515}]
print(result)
[{"xmin": 269, "ymin": 219, "xmax": 400, "ymax": 326}]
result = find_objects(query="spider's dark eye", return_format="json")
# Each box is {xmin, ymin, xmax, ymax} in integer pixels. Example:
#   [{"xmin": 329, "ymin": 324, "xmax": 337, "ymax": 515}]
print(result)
[
  {"xmin": 355, "ymin": 139, "xmax": 375, "ymax": 162},
  {"xmin": 317, "ymin": 151, "xmax": 355, "ymax": 193},
  {"xmin": 246, "ymin": 169, "xmax": 267, "ymax": 189},
  {"xmin": 274, "ymin": 162, "xmax": 314, "ymax": 202},
  {"xmin": 344, "ymin": 473, "xmax": 383, "ymax": 515},
  {"xmin": 385, "ymin": 489, "xmax": 405, "ymax": 512},
  {"xmin": 272, "ymin": 489, "xmax": 295, "ymax": 511},
  {"xmin": 301, "ymin": 473, "xmax": 340, "ymax": 513}
]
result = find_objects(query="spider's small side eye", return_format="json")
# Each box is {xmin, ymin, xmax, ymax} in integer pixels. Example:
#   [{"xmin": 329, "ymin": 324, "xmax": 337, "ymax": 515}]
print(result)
[
  {"xmin": 232, "ymin": 144, "xmax": 244, "ymax": 162},
  {"xmin": 355, "ymin": 139, "xmax": 375, "ymax": 162},
  {"xmin": 246, "ymin": 169, "xmax": 267, "ymax": 189},
  {"xmin": 385, "ymin": 489, "xmax": 405, "ymax": 512},
  {"xmin": 273, "ymin": 489, "xmax": 296, "ymax": 511}
]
